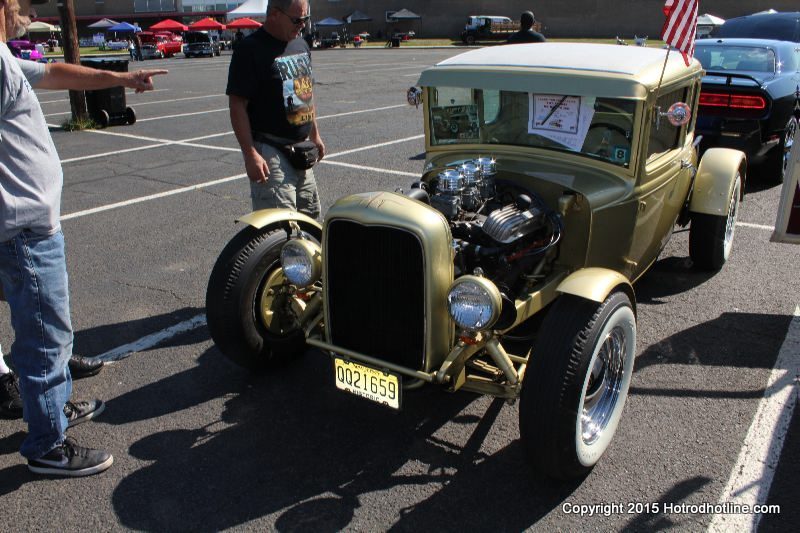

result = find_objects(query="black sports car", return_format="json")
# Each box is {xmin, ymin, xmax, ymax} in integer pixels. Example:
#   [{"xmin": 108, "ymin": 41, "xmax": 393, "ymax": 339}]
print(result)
[
  {"xmin": 695, "ymin": 38, "xmax": 800, "ymax": 183},
  {"xmin": 713, "ymin": 11, "xmax": 800, "ymax": 42}
]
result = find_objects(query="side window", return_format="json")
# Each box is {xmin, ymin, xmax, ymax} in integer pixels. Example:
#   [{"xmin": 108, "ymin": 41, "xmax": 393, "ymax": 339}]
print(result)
[
  {"xmin": 647, "ymin": 88, "xmax": 686, "ymax": 160},
  {"xmin": 481, "ymin": 89, "xmax": 500, "ymax": 123}
]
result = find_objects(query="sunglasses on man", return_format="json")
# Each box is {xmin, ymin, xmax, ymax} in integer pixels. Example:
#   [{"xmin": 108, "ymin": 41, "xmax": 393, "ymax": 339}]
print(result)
[{"xmin": 273, "ymin": 7, "xmax": 310, "ymax": 25}]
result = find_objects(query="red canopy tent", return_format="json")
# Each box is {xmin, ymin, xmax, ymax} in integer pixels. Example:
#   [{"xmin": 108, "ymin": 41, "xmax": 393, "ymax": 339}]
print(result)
[
  {"xmin": 150, "ymin": 19, "xmax": 188, "ymax": 32},
  {"xmin": 189, "ymin": 18, "xmax": 226, "ymax": 31},
  {"xmin": 226, "ymin": 17, "xmax": 262, "ymax": 30}
]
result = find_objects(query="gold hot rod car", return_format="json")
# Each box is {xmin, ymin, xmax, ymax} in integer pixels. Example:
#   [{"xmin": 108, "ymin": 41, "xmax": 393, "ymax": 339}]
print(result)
[{"xmin": 206, "ymin": 43, "xmax": 745, "ymax": 479}]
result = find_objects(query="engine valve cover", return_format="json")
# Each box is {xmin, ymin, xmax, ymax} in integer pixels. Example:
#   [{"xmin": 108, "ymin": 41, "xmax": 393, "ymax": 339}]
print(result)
[{"xmin": 482, "ymin": 204, "xmax": 545, "ymax": 243}]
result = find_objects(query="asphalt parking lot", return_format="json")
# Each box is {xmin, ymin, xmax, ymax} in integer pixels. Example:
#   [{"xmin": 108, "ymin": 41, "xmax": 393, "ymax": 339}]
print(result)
[{"xmin": 0, "ymin": 48, "xmax": 798, "ymax": 531}]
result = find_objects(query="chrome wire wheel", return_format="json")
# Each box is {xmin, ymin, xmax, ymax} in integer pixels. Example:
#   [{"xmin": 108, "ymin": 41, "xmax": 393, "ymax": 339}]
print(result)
[
  {"xmin": 722, "ymin": 173, "xmax": 741, "ymax": 261},
  {"xmin": 581, "ymin": 326, "xmax": 628, "ymax": 446},
  {"xmin": 574, "ymin": 301, "xmax": 636, "ymax": 466},
  {"xmin": 782, "ymin": 117, "xmax": 797, "ymax": 180}
]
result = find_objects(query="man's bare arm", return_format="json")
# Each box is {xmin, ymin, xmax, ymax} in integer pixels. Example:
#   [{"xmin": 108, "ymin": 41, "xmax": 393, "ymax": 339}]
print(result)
[
  {"xmin": 229, "ymin": 94, "xmax": 268, "ymax": 183},
  {"xmin": 35, "ymin": 63, "xmax": 167, "ymax": 93}
]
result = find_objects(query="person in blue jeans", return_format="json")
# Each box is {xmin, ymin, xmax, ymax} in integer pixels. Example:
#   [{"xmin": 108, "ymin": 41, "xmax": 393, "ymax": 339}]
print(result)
[{"xmin": 0, "ymin": 0, "xmax": 167, "ymax": 477}]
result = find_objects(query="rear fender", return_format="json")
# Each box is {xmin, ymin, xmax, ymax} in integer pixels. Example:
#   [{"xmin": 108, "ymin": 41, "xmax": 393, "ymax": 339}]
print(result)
[
  {"xmin": 556, "ymin": 268, "xmax": 636, "ymax": 315},
  {"xmin": 238, "ymin": 209, "xmax": 323, "ymax": 240},
  {"xmin": 690, "ymin": 148, "xmax": 746, "ymax": 215}
]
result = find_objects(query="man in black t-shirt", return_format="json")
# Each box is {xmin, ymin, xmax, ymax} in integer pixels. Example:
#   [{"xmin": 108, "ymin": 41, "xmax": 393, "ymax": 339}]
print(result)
[
  {"xmin": 507, "ymin": 11, "xmax": 546, "ymax": 44},
  {"xmin": 227, "ymin": 0, "xmax": 324, "ymax": 218}
]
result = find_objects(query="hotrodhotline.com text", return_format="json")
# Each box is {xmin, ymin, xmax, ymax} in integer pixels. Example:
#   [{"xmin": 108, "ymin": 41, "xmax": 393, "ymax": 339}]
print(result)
[{"xmin": 561, "ymin": 502, "xmax": 781, "ymax": 517}]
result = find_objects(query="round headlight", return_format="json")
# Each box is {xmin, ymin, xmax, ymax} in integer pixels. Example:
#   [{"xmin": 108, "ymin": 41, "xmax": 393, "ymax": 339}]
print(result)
[
  {"xmin": 447, "ymin": 275, "xmax": 502, "ymax": 331},
  {"xmin": 280, "ymin": 239, "xmax": 321, "ymax": 288}
]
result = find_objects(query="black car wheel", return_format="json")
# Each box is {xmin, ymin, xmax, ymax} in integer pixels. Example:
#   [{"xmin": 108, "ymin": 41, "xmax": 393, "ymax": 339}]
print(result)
[
  {"xmin": 206, "ymin": 225, "xmax": 310, "ymax": 372},
  {"xmin": 519, "ymin": 291, "xmax": 636, "ymax": 480},
  {"xmin": 690, "ymin": 171, "xmax": 741, "ymax": 270},
  {"xmin": 767, "ymin": 116, "xmax": 797, "ymax": 184}
]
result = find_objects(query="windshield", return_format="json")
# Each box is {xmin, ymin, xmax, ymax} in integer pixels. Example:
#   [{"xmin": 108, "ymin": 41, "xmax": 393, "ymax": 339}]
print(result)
[
  {"xmin": 695, "ymin": 45, "xmax": 776, "ymax": 73},
  {"xmin": 427, "ymin": 87, "xmax": 637, "ymax": 168},
  {"xmin": 185, "ymin": 32, "xmax": 210, "ymax": 44}
]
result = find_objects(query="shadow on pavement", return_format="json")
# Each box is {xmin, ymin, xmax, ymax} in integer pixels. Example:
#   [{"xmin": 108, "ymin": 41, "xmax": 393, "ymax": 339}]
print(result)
[
  {"xmin": 107, "ymin": 346, "xmax": 581, "ymax": 531},
  {"xmin": 73, "ymin": 306, "xmax": 205, "ymax": 357}
]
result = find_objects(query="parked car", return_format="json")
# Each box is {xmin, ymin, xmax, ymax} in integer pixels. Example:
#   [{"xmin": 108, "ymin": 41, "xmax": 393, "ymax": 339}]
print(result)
[
  {"xmin": 713, "ymin": 11, "xmax": 800, "ymax": 42},
  {"xmin": 205, "ymin": 43, "xmax": 745, "ymax": 480},
  {"xmin": 138, "ymin": 31, "xmax": 182, "ymax": 59},
  {"xmin": 695, "ymin": 38, "xmax": 800, "ymax": 183},
  {"xmin": 182, "ymin": 31, "xmax": 221, "ymax": 57}
]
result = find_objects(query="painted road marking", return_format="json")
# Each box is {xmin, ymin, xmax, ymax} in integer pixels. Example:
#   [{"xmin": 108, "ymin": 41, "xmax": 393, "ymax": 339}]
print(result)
[
  {"xmin": 97, "ymin": 314, "xmax": 207, "ymax": 362},
  {"xmin": 708, "ymin": 306, "xmax": 800, "ymax": 532},
  {"xmin": 58, "ymin": 136, "xmax": 423, "ymax": 220},
  {"xmin": 43, "ymin": 93, "xmax": 224, "ymax": 117}
]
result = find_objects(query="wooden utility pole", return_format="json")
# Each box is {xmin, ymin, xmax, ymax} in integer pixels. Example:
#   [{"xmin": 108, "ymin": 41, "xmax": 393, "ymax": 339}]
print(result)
[{"xmin": 56, "ymin": 0, "xmax": 87, "ymax": 121}]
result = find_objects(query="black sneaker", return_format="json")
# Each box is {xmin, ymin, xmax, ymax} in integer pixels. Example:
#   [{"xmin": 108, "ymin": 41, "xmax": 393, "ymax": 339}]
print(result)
[
  {"xmin": 64, "ymin": 399, "xmax": 105, "ymax": 428},
  {"xmin": 0, "ymin": 372, "xmax": 23, "ymax": 419},
  {"xmin": 68, "ymin": 355, "xmax": 104, "ymax": 380},
  {"xmin": 28, "ymin": 437, "xmax": 113, "ymax": 477}
]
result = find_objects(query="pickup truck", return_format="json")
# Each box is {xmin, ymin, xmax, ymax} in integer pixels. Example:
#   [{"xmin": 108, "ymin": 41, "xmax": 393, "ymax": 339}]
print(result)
[
  {"xmin": 139, "ymin": 31, "xmax": 182, "ymax": 59},
  {"xmin": 461, "ymin": 15, "xmax": 519, "ymax": 44}
]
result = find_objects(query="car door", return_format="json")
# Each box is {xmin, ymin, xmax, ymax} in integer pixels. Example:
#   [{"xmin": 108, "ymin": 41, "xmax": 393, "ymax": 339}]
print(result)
[{"xmin": 629, "ymin": 84, "xmax": 696, "ymax": 279}]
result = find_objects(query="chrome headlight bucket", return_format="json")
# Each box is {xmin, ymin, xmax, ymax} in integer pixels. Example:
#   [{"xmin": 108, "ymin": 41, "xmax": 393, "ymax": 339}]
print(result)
[
  {"xmin": 280, "ymin": 239, "xmax": 322, "ymax": 288},
  {"xmin": 446, "ymin": 275, "xmax": 502, "ymax": 331}
]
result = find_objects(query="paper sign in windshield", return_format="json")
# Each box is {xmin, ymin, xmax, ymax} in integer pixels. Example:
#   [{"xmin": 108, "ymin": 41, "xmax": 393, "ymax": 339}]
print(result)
[{"xmin": 528, "ymin": 94, "xmax": 595, "ymax": 152}]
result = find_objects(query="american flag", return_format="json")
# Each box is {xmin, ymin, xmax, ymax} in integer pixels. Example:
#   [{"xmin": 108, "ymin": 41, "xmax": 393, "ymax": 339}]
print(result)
[{"xmin": 661, "ymin": 0, "xmax": 699, "ymax": 65}]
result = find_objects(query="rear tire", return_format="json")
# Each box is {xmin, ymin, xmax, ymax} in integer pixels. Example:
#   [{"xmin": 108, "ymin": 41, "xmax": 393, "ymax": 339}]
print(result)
[
  {"xmin": 689, "ymin": 172, "xmax": 741, "ymax": 270},
  {"xmin": 519, "ymin": 291, "xmax": 636, "ymax": 480},
  {"xmin": 766, "ymin": 116, "xmax": 797, "ymax": 184},
  {"xmin": 206, "ymin": 225, "xmax": 308, "ymax": 372}
]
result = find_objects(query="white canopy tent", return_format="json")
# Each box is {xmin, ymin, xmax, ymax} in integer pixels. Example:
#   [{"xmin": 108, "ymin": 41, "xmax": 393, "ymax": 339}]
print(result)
[
  {"xmin": 27, "ymin": 21, "xmax": 61, "ymax": 32},
  {"xmin": 227, "ymin": 0, "xmax": 268, "ymax": 20},
  {"xmin": 696, "ymin": 13, "xmax": 725, "ymax": 38}
]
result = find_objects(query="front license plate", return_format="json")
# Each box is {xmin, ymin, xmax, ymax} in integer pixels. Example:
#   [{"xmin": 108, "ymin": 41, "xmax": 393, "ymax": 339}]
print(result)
[{"xmin": 334, "ymin": 357, "xmax": 401, "ymax": 410}]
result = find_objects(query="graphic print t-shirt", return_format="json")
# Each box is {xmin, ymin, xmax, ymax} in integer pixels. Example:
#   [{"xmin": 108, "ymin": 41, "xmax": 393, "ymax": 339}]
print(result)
[{"xmin": 226, "ymin": 30, "xmax": 314, "ymax": 142}]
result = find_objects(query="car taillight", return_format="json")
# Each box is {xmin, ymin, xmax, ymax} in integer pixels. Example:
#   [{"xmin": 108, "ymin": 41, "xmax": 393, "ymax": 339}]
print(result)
[{"xmin": 699, "ymin": 91, "xmax": 767, "ymax": 110}]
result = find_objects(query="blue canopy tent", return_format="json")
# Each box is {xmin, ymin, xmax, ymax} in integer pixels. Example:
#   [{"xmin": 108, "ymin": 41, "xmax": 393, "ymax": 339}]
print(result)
[{"xmin": 107, "ymin": 22, "xmax": 141, "ymax": 33}]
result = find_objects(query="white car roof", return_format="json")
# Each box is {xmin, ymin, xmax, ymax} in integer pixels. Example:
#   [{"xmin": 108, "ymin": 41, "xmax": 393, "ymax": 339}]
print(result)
[{"xmin": 419, "ymin": 43, "xmax": 702, "ymax": 98}]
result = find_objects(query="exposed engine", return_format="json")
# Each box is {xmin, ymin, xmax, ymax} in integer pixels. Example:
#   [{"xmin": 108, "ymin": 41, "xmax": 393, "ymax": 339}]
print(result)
[{"xmin": 407, "ymin": 158, "xmax": 563, "ymax": 301}]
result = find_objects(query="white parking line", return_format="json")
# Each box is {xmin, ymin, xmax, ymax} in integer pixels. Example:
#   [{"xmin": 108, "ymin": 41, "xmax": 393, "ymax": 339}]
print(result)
[
  {"xmin": 97, "ymin": 314, "xmax": 207, "ymax": 362},
  {"xmin": 321, "ymin": 160, "xmax": 418, "ymax": 177},
  {"xmin": 60, "ymin": 174, "xmax": 246, "ymax": 220},
  {"xmin": 708, "ymin": 307, "xmax": 800, "ymax": 532},
  {"xmin": 38, "ymin": 88, "xmax": 168, "ymax": 104},
  {"xmin": 737, "ymin": 221, "xmax": 775, "ymax": 231},
  {"xmin": 59, "ymin": 135, "xmax": 423, "ymax": 220},
  {"xmin": 56, "ymin": 104, "xmax": 414, "ymax": 163},
  {"xmin": 43, "ymin": 94, "xmax": 224, "ymax": 117}
]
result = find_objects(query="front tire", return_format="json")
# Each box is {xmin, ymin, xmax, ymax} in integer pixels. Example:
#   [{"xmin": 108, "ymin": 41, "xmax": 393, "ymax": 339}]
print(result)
[
  {"xmin": 206, "ymin": 225, "xmax": 308, "ymax": 371},
  {"xmin": 519, "ymin": 291, "xmax": 636, "ymax": 480},
  {"xmin": 689, "ymin": 171, "xmax": 741, "ymax": 270}
]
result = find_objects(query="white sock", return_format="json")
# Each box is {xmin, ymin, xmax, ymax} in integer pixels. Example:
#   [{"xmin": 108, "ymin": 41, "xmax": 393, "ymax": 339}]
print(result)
[{"xmin": 0, "ymin": 343, "xmax": 10, "ymax": 375}]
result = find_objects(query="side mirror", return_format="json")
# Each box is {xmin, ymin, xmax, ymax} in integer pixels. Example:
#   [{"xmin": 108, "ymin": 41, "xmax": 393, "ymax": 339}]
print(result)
[
  {"xmin": 407, "ymin": 87, "xmax": 422, "ymax": 108},
  {"xmin": 656, "ymin": 102, "xmax": 691, "ymax": 128}
]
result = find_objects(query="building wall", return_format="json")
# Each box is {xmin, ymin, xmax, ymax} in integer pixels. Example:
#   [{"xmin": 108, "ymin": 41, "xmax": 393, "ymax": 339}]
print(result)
[
  {"xmin": 309, "ymin": 0, "xmax": 800, "ymax": 39},
  {"xmin": 32, "ymin": 0, "xmax": 800, "ymax": 39}
]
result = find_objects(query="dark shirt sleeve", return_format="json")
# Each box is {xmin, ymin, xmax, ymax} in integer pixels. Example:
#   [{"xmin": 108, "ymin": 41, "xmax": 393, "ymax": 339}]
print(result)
[{"xmin": 226, "ymin": 41, "xmax": 256, "ymax": 99}]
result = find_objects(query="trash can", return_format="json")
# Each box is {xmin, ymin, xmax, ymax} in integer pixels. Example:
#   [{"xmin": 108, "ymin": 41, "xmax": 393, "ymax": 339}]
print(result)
[
  {"xmin": 80, "ymin": 58, "xmax": 136, "ymax": 128},
  {"xmin": 391, "ymin": 37, "xmax": 401, "ymax": 47}
]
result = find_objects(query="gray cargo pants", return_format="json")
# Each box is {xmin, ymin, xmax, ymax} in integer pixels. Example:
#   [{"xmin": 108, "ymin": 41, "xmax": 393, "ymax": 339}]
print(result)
[{"xmin": 250, "ymin": 139, "xmax": 321, "ymax": 219}]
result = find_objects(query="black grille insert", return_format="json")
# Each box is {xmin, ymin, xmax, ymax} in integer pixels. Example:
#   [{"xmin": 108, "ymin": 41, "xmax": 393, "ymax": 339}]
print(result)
[{"xmin": 326, "ymin": 220, "xmax": 425, "ymax": 370}]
